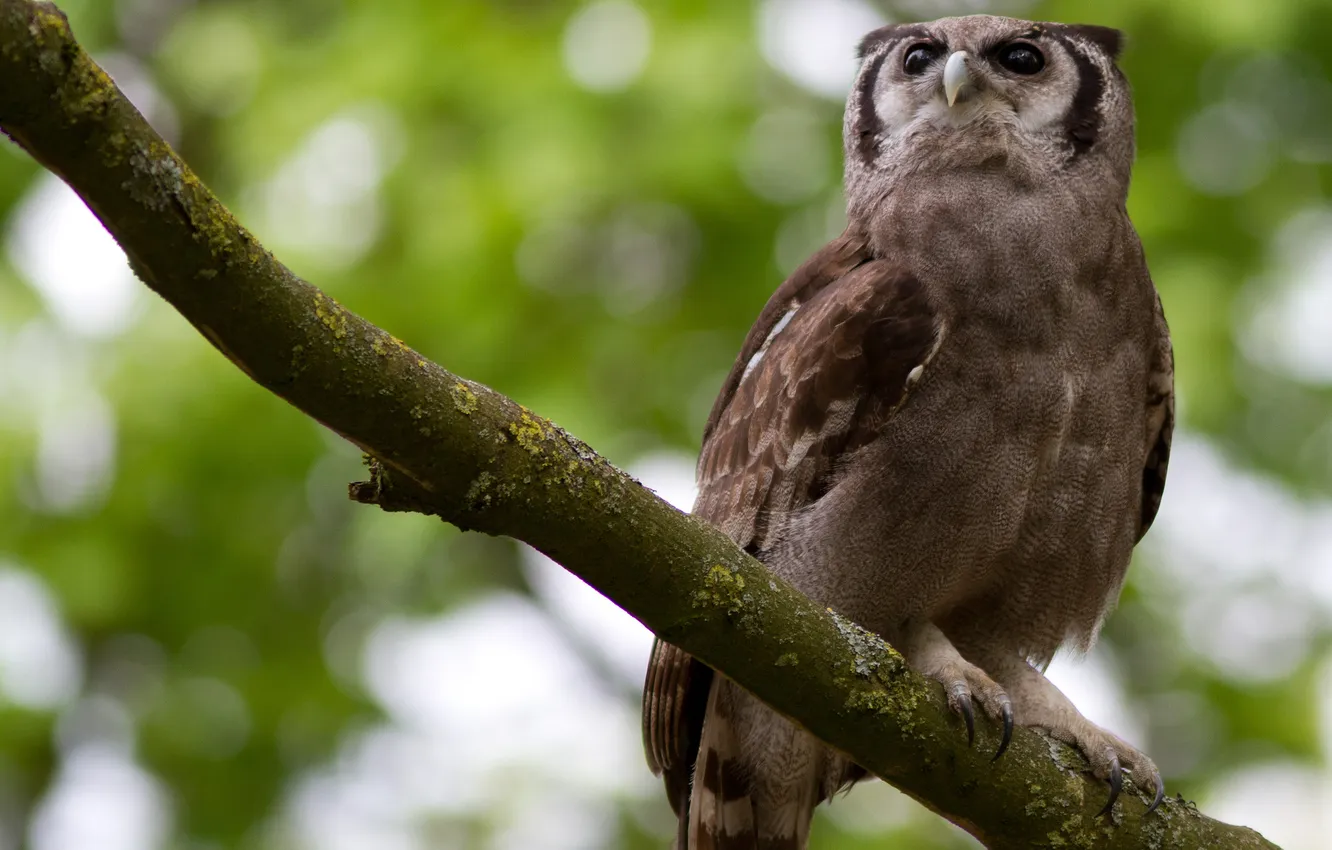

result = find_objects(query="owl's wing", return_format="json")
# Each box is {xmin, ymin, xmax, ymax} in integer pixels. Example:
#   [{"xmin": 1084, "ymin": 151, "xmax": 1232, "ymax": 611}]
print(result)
[
  {"xmin": 693, "ymin": 247, "xmax": 941, "ymax": 551},
  {"xmin": 642, "ymin": 230, "xmax": 941, "ymax": 823},
  {"xmin": 641, "ymin": 232, "xmax": 873, "ymax": 802},
  {"xmin": 1137, "ymin": 289, "xmax": 1174, "ymax": 540}
]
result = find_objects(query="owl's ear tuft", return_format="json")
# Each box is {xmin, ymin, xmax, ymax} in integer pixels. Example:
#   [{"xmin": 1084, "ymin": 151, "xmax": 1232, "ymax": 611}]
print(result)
[{"xmin": 1060, "ymin": 24, "xmax": 1125, "ymax": 61}]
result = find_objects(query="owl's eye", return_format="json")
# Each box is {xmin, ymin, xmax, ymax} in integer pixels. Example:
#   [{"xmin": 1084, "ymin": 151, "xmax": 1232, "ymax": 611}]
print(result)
[
  {"xmin": 902, "ymin": 44, "xmax": 937, "ymax": 76},
  {"xmin": 998, "ymin": 44, "xmax": 1045, "ymax": 74}
]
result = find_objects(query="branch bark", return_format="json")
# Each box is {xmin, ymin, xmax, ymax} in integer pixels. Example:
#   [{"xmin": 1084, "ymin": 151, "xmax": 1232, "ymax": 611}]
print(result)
[{"xmin": 0, "ymin": 3, "xmax": 1278, "ymax": 848}]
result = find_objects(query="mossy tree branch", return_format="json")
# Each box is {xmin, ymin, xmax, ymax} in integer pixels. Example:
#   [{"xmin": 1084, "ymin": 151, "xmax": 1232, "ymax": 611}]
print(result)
[{"xmin": 0, "ymin": 3, "xmax": 1278, "ymax": 848}]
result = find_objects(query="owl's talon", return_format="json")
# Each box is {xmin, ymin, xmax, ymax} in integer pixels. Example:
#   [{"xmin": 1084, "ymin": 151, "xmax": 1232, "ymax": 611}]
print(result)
[
  {"xmin": 992, "ymin": 698, "xmax": 1013, "ymax": 762},
  {"xmin": 903, "ymin": 622, "xmax": 1012, "ymax": 757},
  {"xmin": 987, "ymin": 655, "xmax": 1166, "ymax": 817},
  {"xmin": 1145, "ymin": 769, "xmax": 1165, "ymax": 814},
  {"xmin": 1096, "ymin": 753, "xmax": 1123, "ymax": 817},
  {"xmin": 950, "ymin": 684, "xmax": 975, "ymax": 745}
]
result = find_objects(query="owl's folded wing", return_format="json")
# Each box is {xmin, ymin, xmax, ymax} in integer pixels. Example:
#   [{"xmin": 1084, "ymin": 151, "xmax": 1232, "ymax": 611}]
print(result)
[
  {"xmin": 693, "ymin": 250, "xmax": 942, "ymax": 552},
  {"xmin": 642, "ymin": 230, "xmax": 942, "ymax": 815}
]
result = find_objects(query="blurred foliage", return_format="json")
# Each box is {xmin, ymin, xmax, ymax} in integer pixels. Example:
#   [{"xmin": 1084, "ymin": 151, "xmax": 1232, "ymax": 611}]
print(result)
[{"xmin": 1, "ymin": 0, "xmax": 1331, "ymax": 848}]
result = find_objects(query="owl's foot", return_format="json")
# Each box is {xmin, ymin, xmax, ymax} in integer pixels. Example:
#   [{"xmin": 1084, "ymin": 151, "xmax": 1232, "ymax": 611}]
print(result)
[
  {"xmin": 899, "ymin": 619, "xmax": 1013, "ymax": 758},
  {"xmin": 1038, "ymin": 705, "xmax": 1163, "ymax": 816},
  {"xmin": 990, "ymin": 657, "xmax": 1164, "ymax": 816}
]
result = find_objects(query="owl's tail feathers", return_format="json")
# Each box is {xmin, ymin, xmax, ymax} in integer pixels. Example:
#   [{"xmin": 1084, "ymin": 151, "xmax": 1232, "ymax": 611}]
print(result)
[{"xmin": 685, "ymin": 678, "xmax": 758, "ymax": 849}]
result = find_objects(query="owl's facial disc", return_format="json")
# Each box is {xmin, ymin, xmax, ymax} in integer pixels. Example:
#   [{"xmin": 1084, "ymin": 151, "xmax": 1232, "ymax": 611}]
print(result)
[
  {"xmin": 942, "ymin": 51, "xmax": 972, "ymax": 107},
  {"xmin": 846, "ymin": 17, "xmax": 1133, "ymax": 187}
]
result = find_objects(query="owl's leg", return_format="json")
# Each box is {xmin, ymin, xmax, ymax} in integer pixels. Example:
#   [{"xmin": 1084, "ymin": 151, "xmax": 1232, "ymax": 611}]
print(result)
[
  {"xmin": 897, "ymin": 618, "xmax": 1013, "ymax": 756},
  {"xmin": 977, "ymin": 652, "xmax": 1165, "ymax": 816}
]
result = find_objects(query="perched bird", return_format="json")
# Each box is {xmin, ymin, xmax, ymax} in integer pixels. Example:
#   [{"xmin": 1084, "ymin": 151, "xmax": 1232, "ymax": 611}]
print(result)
[{"xmin": 642, "ymin": 14, "xmax": 1174, "ymax": 849}]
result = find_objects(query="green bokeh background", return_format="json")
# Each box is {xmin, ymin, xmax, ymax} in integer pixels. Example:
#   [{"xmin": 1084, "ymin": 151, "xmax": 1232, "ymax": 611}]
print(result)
[{"xmin": 1, "ymin": 0, "xmax": 1330, "ymax": 848}]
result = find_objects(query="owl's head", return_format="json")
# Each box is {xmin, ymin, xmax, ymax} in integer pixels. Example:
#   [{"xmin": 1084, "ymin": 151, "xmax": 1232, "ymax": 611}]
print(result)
[{"xmin": 843, "ymin": 16, "xmax": 1134, "ymax": 208}]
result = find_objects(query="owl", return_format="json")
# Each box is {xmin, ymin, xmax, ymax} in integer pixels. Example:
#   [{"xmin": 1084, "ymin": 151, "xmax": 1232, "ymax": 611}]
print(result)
[{"xmin": 642, "ymin": 14, "xmax": 1174, "ymax": 849}]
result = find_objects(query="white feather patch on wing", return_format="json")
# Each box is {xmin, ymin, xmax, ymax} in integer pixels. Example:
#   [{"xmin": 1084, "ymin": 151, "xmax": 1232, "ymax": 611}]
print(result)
[{"xmin": 741, "ymin": 303, "xmax": 800, "ymax": 383}]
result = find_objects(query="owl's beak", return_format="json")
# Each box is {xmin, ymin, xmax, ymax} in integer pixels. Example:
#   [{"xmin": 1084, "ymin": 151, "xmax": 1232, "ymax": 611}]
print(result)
[{"xmin": 943, "ymin": 51, "xmax": 973, "ymax": 107}]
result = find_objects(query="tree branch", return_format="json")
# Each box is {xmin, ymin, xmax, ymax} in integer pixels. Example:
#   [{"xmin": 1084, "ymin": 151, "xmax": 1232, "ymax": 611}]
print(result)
[{"xmin": 0, "ymin": 3, "xmax": 1277, "ymax": 848}]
